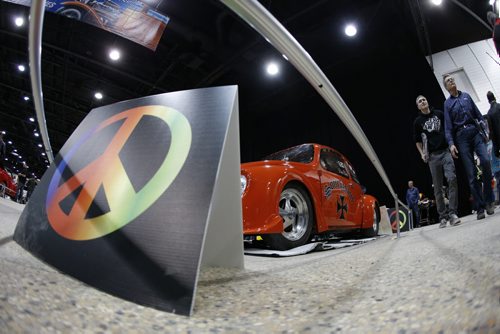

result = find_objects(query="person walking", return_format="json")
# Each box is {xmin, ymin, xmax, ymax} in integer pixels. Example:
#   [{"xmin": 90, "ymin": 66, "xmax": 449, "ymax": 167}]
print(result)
[
  {"xmin": 487, "ymin": 91, "xmax": 500, "ymax": 158},
  {"xmin": 413, "ymin": 95, "xmax": 460, "ymax": 228},
  {"xmin": 16, "ymin": 161, "xmax": 28, "ymax": 203},
  {"xmin": 443, "ymin": 74, "xmax": 495, "ymax": 220},
  {"xmin": 406, "ymin": 180, "xmax": 421, "ymax": 228},
  {"xmin": 486, "ymin": 114, "xmax": 500, "ymax": 204}
]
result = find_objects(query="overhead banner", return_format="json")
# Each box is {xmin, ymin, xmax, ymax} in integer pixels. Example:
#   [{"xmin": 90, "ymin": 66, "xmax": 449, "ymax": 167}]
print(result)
[
  {"xmin": 4, "ymin": 0, "xmax": 169, "ymax": 50},
  {"xmin": 14, "ymin": 86, "xmax": 244, "ymax": 316}
]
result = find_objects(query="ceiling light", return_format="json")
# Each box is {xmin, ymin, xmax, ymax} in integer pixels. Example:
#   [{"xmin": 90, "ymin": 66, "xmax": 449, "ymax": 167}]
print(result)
[
  {"xmin": 109, "ymin": 49, "xmax": 121, "ymax": 61},
  {"xmin": 18, "ymin": 64, "xmax": 26, "ymax": 72},
  {"xmin": 14, "ymin": 16, "xmax": 24, "ymax": 27},
  {"xmin": 344, "ymin": 24, "xmax": 357, "ymax": 37},
  {"xmin": 266, "ymin": 62, "xmax": 279, "ymax": 76},
  {"xmin": 1, "ymin": 131, "xmax": 5, "ymax": 134},
  {"xmin": 24, "ymin": 96, "xmax": 30, "ymax": 101},
  {"xmin": 7, "ymin": 141, "xmax": 12, "ymax": 144},
  {"xmin": 431, "ymin": 0, "xmax": 442, "ymax": 5},
  {"xmin": 29, "ymin": 117, "xmax": 35, "ymax": 122},
  {"xmin": 38, "ymin": 144, "xmax": 42, "ymax": 148},
  {"xmin": 13, "ymin": 149, "xmax": 17, "ymax": 152},
  {"xmin": 490, "ymin": 0, "xmax": 495, "ymax": 4},
  {"xmin": 94, "ymin": 92, "xmax": 103, "ymax": 100},
  {"xmin": 41, "ymin": 152, "xmax": 46, "ymax": 156},
  {"xmin": 34, "ymin": 132, "xmax": 39, "ymax": 137}
]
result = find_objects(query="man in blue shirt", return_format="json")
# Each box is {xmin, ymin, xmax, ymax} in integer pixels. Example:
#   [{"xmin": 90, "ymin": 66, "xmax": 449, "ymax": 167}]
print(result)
[
  {"xmin": 443, "ymin": 74, "xmax": 495, "ymax": 220},
  {"xmin": 406, "ymin": 180, "xmax": 420, "ymax": 227}
]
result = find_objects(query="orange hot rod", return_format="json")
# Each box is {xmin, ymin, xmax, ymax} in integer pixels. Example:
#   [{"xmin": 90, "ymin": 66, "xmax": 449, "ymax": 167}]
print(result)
[{"xmin": 240, "ymin": 143, "xmax": 380, "ymax": 250}]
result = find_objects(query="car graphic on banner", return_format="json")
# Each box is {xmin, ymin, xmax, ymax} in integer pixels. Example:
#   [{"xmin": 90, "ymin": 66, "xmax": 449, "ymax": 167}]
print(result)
[{"xmin": 3, "ymin": 0, "xmax": 169, "ymax": 50}]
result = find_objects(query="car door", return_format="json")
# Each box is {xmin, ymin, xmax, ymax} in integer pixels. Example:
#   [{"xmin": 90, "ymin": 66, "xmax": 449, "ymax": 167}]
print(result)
[
  {"xmin": 343, "ymin": 158, "xmax": 364, "ymax": 225},
  {"xmin": 318, "ymin": 149, "xmax": 357, "ymax": 228}
]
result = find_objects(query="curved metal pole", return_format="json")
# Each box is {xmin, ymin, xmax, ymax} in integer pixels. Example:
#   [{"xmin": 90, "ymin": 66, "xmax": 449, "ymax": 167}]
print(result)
[
  {"xmin": 29, "ymin": 0, "xmax": 55, "ymax": 163},
  {"xmin": 220, "ymin": 0, "xmax": 398, "ymax": 201}
]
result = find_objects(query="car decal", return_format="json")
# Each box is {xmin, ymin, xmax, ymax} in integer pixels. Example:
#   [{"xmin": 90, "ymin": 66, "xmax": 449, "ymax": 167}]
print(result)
[
  {"xmin": 337, "ymin": 195, "xmax": 348, "ymax": 219},
  {"xmin": 323, "ymin": 179, "xmax": 354, "ymax": 201}
]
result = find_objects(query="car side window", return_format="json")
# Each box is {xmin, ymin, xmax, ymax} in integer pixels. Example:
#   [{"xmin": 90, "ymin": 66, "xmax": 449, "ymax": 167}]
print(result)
[
  {"xmin": 346, "ymin": 160, "xmax": 360, "ymax": 184},
  {"xmin": 320, "ymin": 149, "xmax": 349, "ymax": 178}
]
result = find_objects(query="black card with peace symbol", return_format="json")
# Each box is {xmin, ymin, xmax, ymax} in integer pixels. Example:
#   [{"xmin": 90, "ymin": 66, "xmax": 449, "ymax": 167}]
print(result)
[{"xmin": 14, "ymin": 86, "xmax": 239, "ymax": 315}]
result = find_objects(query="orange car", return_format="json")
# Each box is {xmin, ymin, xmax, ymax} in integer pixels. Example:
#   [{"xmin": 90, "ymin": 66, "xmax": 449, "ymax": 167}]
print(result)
[
  {"xmin": 240, "ymin": 143, "xmax": 380, "ymax": 250},
  {"xmin": 0, "ymin": 167, "xmax": 17, "ymax": 199}
]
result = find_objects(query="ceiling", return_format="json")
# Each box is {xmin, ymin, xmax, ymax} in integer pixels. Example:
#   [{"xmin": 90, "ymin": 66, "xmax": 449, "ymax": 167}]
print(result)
[{"xmin": 0, "ymin": 0, "xmax": 493, "ymax": 205}]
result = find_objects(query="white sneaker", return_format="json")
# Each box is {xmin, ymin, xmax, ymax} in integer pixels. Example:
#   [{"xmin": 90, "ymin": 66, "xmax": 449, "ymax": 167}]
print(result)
[{"xmin": 439, "ymin": 219, "xmax": 447, "ymax": 228}]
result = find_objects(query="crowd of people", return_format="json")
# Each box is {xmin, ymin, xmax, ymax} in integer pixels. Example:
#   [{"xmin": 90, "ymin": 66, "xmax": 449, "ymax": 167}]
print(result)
[{"xmin": 408, "ymin": 74, "xmax": 499, "ymax": 228}]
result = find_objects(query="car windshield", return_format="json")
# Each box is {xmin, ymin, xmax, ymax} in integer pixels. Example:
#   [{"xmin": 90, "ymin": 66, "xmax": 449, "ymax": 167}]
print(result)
[{"xmin": 263, "ymin": 144, "xmax": 314, "ymax": 163}]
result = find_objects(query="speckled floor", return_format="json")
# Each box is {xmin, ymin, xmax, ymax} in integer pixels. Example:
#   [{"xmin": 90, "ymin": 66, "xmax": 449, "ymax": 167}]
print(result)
[{"xmin": 1, "ymin": 197, "xmax": 499, "ymax": 333}]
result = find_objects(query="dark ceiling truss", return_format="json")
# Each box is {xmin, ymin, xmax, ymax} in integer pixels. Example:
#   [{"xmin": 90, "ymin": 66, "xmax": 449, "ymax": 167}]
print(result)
[{"xmin": 406, "ymin": 0, "xmax": 434, "ymax": 70}]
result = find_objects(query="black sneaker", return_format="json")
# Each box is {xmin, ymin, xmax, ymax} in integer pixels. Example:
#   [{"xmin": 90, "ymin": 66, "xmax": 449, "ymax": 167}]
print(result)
[
  {"xmin": 477, "ymin": 211, "xmax": 486, "ymax": 220},
  {"xmin": 486, "ymin": 203, "xmax": 495, "ymax": 215}
]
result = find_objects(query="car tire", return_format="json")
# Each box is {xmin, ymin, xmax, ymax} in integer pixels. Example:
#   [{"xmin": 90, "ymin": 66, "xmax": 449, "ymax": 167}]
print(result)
[
  {"xmin": 362, "ymin": 204, "xmax": 380, "ymax": 237},
  {"xmin": 56, "ymin": 7, "xmax": 85, "ymax": 20},
  {"xmin": 263, "ymin": 183, "xmax": 314, "ymax": 251}
]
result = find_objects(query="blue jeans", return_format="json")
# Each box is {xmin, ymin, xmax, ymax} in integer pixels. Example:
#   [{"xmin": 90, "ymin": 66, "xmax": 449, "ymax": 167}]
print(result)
[
  {"xmin": 409, "ymin": 203, "xmax": 420, "ymax": 227},
  {"xmin": 495, "ymin": 171, "xmax": 500, "ymax": 203},
  {"xmin": 455, "ymin": 127, "xmax": 494, "ymax": 212}
]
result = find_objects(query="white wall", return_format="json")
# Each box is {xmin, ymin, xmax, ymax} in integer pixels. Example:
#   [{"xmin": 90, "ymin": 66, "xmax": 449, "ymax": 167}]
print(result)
[{"xmin": 428, "ymin": 39, "xmax": 500, "ymax": 114}]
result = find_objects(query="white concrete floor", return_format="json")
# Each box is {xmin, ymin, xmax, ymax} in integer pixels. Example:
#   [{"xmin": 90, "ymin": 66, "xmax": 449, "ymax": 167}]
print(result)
[{"xmin": 1, "ymin": 197, "xmax": 500, "ymax": 333}]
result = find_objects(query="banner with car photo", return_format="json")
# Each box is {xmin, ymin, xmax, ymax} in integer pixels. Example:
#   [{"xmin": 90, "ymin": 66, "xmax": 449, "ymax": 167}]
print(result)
[{"xmin": 3, "ymin": 0, "xmax": 169, "ymax": 50}]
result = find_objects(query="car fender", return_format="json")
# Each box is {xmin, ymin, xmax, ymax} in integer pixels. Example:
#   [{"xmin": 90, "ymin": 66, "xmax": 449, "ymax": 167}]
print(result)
[{"xmin": 241, "ymin": 163, "xmax": 324, "ymax": 235}]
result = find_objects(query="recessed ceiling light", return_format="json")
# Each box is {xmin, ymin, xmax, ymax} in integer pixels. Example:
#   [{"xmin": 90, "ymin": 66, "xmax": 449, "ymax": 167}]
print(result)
[
  {"xmin": 18, "ymin": 64, "xmax": 26, "ymax": 72},
  {"xmin": 431, "ymin": 0, "xmax": 442, "ymax": 5},
  {"xmin": 29, "ymin": 117, "xmax": 35, "ymax": 122},
  {"xmin": 109, "ymin": 49, "xmax": 121, "ymax": 61},
  {"xmin": 1, "ymin": 131, "xmax": 5, "ymax": 134},
  {"xmin": 94, "ymin": 92, "xmax": 103, "ymax": 100},
  {"xmin": 7, "ymin": 141, "xmax": 12, "ymax": 144},
  {"xmin": 23, "ymin": 96, "xmax": 30, "ymax": 101},
  {"xmin": 38, "ymin": 144, "xmax": 42, "ymax": 148},
  {"xmin": 34, "ymin": 132, "xmax": 39, "ymax": 137},
  {"xmin": 41, "ymin": 152, "xmax": 46, "ymax": 156},
  {"xmin": 266, "ymin": 62, "xmax": 279, "ymax": 76},
  {"xmin": 14, "ymin": 16, "xmax": 24, "ymax": 27},
  {"xmin": 344, "ymin": 24, "xmax": 357, "ymax": 37}
]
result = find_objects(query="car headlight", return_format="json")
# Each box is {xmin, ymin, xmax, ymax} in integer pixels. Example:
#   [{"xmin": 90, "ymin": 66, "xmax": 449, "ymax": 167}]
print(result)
[{"xmin": 240, "ymin": 175, "xmax": 247, "ymax": 196}]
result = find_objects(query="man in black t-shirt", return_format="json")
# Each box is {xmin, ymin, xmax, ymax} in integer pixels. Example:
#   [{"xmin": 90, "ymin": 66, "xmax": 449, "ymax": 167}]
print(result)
[{"xmin": 413, "ymin": 95, "xmax": 460, "ymax": 228}]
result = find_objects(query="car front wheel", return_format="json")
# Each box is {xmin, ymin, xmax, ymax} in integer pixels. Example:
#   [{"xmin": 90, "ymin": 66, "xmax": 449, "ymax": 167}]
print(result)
[
  {"xmin": 263, "ymin": 183, "xmax": 314, "ymax": 250},
  {"xmin": 362, "ymin": 204, "xmax": 380, "ymax": 237}
]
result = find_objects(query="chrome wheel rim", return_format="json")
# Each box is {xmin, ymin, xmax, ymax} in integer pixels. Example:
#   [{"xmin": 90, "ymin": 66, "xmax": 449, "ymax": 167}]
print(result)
[
  {"xmin": 278, "ymin": 188, "xmax": 309, "ymax": 241},
  {"xmin": 60, "ymin": 9, "xmax": 82, "ymax": 20}
]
